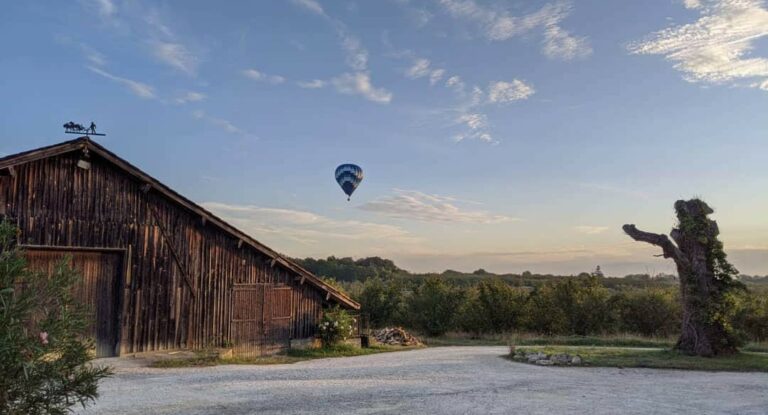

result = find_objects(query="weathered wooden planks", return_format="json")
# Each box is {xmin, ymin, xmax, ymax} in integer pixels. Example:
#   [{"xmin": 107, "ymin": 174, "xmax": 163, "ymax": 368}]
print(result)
[{"xmin": 0, "ymin": 148, "xmax": 348, "ymax": 356}]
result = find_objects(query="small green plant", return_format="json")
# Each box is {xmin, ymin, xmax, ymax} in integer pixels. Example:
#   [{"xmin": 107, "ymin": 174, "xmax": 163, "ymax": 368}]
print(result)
[
  {"xmin": 0, "ymin": 220, "xmax": 112, "ymax": 414},
  {"xmin": 318, "ymin": 306, "xmax": 356, "ymax": 347}
]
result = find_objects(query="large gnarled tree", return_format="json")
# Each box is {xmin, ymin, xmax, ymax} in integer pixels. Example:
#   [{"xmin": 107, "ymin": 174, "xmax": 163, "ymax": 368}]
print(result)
[{"xmin": 623, "ymin": 199, "xmax": 742, "ymax": 356}]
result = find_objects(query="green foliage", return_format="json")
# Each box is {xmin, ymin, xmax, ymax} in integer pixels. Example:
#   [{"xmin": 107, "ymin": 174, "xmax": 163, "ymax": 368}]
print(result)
[
  {"xmin": 457, "ymin": 279, "xmax": 526, "ymax": 335},
  {"xmin": 0, "ymin": 220, "xmax": 112, "ymax": 415},
  {"xmin": 525, "ymin": 276, "xmax": 616, "ymax": 336},
  {"xmin": 733, "ymin": 290, "xmax": 768, "ymax": 342},
  {"xmin": 615, "ymin": 288, "xmax": 680, "ymax": 337},
  {"xmin": 318, "ymin": 306, "xmax": 356, "ymax": 347},
  {"xmin": 294, "ymin": 256, "xmax": 403, "ymax": 282},
  {"xmin": 299, "ymin": 254, "xmax": 767, "ymax": 341},
  {"xmin": 355, "ymin": 277, "xmax": 404, "ymax": 328},
  {"xmin": 407, "ymin": 278, "xmax": 464, "ymax": 336}
]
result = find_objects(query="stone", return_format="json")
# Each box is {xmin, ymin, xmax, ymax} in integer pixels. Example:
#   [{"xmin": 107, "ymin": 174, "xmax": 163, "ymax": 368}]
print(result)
[
  {"xmin": 535, "ymin": 359, "xmax": 554, "ymax": 366},
  {"xmin": 571, "ymin": 355, "xmax": 582, "ymax": 365}
]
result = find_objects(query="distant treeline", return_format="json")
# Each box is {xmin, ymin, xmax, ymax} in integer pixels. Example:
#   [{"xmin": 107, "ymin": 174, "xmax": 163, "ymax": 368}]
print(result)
[
  {"xmin": 294, "ymin": 256, "xmax": 768, "ymax": 288},
  {"xmin": 295, "ymin": 256, "xmax": 768, "ymax": 342}
]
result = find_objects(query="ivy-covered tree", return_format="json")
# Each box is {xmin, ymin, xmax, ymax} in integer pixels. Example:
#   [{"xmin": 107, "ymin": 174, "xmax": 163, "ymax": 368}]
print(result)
[
  {"xmin": 0, "ymin": 221, "xmax": 112, "ymax": 414},
  {"xmin": 623, "ymin": 199, "xmax": 743, "ymax": 356}
]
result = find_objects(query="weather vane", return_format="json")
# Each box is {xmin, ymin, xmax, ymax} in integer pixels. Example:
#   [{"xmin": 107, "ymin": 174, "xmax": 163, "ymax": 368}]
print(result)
[{"xmin": 63, "ymin": 121, "xmax": 106, "ymax": 136}]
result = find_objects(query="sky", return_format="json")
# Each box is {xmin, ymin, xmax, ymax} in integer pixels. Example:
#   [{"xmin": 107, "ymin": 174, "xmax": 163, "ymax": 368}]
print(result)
[{"xmin": 1, "ymin": 0, "xmax": 767, "ymax": 276}]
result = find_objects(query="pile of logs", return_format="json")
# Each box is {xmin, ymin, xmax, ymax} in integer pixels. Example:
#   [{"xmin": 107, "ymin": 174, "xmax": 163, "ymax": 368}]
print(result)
[{"xmin": 373, "ymin": 327, "xmax": 423, "ymax": 346}]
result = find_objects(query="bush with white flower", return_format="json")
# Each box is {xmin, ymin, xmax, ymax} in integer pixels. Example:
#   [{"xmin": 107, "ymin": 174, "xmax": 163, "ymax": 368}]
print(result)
[{"xmin": 318, "ymin": 307, "xmax": 356, "ymax": 347}]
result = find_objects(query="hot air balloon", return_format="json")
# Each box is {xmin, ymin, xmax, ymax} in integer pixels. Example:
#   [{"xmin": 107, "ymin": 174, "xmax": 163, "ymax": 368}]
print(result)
[{"xmin": 335, "ymin": 164, "xmax": 363, "ymax": 201}]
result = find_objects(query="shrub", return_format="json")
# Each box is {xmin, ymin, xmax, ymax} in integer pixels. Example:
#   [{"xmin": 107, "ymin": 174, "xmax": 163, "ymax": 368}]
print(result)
[
  {"xmin": 407, "ymin": 278, "xmax": 464, "ymax": 336},
  {"xmin": 616, "ymin": 288, "xmax": 680, "ymax": 337},
  {"xmin": 0, "ymin": 220, "xmax": 112, "ymax": 414},
  {"xmin": 524, "ymin": 276, "xmax": 616, "ymax": 336},
  {"xmin": 733, "ymin": 290, "xmax": 768, "ymax": 342},
  {"xmin": 457, "ymin": 279, "xmax": 527, "ymax": 335},
  {"xmin": 356, "ymin": 277, "xmax": 404, "ymax": 328},
  {"xmin": 318, "ymin": 306, "xmax": 356, "ymax": 347}
]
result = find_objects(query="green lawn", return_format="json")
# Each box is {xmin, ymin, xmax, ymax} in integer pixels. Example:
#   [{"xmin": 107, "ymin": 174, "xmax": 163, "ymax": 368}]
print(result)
[
  {"xmin": 150, "ymin": 344, "xmax": 420, "ymax": 368},
  {"xmin": 422, "ymin": 332, "xmax": 768, "ymax": 352},
  {"xmin": 422, "ymin": 332, "xmax": 675, "ymax": 348},
  {"xmin": 510, "ymin": 345, "xmax": 768, "ymax": 372}
]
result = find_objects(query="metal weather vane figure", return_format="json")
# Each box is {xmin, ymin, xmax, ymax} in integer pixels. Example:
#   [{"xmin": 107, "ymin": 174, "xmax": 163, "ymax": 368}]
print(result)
[{"xmin": 63, "ymin": 121, "xmax": 106, "ymax": 136}]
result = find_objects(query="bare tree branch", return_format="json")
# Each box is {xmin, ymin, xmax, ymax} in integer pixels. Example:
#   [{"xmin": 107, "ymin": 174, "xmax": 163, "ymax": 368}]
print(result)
[{"xmin": 622, "ymin": 224, "xmax": 684, "ymax": 261}]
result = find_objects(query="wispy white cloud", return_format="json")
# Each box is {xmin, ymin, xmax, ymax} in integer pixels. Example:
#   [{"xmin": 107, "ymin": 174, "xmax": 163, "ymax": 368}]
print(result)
[
  {"xmin": 628, "ymin": 0, "xmax": 768, "ymax": 91},
  {"xmin": 83, "ymin": 0, "xmax": 115, "ymax": 18},
  {"xmin": 201, "ymin": 202, "xmax": 418, "ymax": 246},
  {"xmin": 192, "ymin": 110, "xmax": 249, "ymax": 136},
  {"xmin": 340, "ymin": 34, "xmax": 369, "ymax": 71},
  {"xmin": 445, "ymin": 75, "xmax": 465, "ymax": 92},
  {"xmin": 429, "ymin": 68, "xmax": 446, "ymax": 85},
  {"xmin": 454, "ymin": 112, "xmax": 493, "ymax": 143},
  {"xmin": 297, "ymin": 79, "xmax": 327, "ymax": 88},
  {"xmin": 291, "ymin": 0, "xmax": 326, "ymax": 16},
  {"xmin": 152, "ymin": 41, "xmax": 198, "ymax": 75},
  {"xmin": 487, "ymin": 80, "xmax": 535, "ymax": 103},
  {"xmin": 542, "ymin": 24, "xmax": 592, "ymax": 60},
  {"xmin": 406, "ymin": 58, "xmax": 432, "ymax": 78},
  {"xmin": 574, "ymin": 225, "xmax": 610, "ymax": 235},
  {"xmin": 87, "ymin": 66, "xmax": 155, "ymax": 99},
  {"xmin": 175, "ymin": 91, "xmax": 206, "ymax": 104},
  {"xmin": 242, "ymin": 68, "xmax": 286, "ymax": 84},
  {"xmin": 405, "ymin": 58, "xmax": 446, "ymax": 85},
  {"xmin": 80, "ymin": 43, "xmax": 106, "ymax": 66},
  {"xmin": 436, "ymin": 0, "xmax": 591, "ymax": 60},
  {"xmin": 332, "ymin": 72, "xmax": 393, "ymax": 103},
  {"xmin": 360, "ymin": 189, "xmax": 516, "ymax": 223}
]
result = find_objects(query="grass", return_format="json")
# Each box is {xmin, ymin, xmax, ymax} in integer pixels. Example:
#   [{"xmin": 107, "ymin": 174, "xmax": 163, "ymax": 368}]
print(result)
[
  {"xmin": 149, "ymin": 344, "xmax": 420, "ymax": 368},
  {"xmin": 509, "ymin": 345, "xmax": 768, "ymax": 372},
  {"xmin": 422, "ymin": 332, "xmax": 675, "ymax": 348},
  {"xmin": 423, "ymin": 332, "xmax": 768, "ymax": 351}
]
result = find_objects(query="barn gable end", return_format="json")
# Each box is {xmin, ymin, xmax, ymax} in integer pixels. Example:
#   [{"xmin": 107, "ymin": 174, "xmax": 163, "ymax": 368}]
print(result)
[{"xmin": 0, "ymin": 137, "xmax": 358, "ymax": 356}]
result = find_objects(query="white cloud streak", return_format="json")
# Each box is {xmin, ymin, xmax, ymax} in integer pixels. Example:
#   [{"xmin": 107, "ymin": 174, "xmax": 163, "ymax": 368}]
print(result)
[
  {"xmin": 574, "ymin": 225, "xmax": 610, "ymax": 235},
  {"xmin": 242, "ymin": 68, "xmax": 286, "ymax": 84},
  {"xmin": 436, "ymin": 0, "xmax": 592, "ymax": 60},
  {"xmin": 628, "ymin": 0, "xmax": 768, "ymax": 91},
  {"xmin": 201, "ymin": 202, "xmax": 417, "ymax": 246},
  {"xmin": 332, "ymin": 72, "xmax": 393, "ymax": 103},
  {"xmin": 192, "ymin": 110, "xmax": 248, "ymax": 135},
  {"xmin": 487, "ymin": 80, "xmax": 535, "ymax": 103},
  {"xmin": 359, "ymin": 189, "xmax": 516, "ymax": 223},
  {"xmin": 297, "ymin": 79, "xmax": 327, "ymax": 88},
  {"xmin": 152, "ymin": 41, "xmax": 198, "ymax": 75},
  {"xmin": 175, "ymin": 91, "xmax": 206, "ymax": 104},
  {"xmin": 87, "ymin": 66, "xmax": 155, "ymax": 99}
]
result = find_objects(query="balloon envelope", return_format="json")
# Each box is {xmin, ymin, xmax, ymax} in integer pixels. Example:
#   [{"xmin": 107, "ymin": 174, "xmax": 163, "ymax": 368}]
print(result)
[{"xmin": 335, "ymin": 164, "xmax": 363, "ymax": 200}]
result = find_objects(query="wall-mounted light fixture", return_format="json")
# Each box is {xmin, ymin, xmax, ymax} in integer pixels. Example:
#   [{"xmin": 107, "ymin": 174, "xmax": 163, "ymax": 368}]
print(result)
[{"xmin": 77, "ymin": 147, "xmax": 91, "ymax": 170}]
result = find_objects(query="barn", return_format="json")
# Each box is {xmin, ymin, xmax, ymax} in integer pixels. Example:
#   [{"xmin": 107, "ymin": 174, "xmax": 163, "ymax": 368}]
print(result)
[{"xmin": 0, "ymin": 137, "xmax": 359, "ymax": 357}]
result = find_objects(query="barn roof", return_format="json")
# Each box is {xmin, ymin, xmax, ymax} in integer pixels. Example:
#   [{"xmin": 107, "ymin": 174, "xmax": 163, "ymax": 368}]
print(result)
[{"xmin": 0, "ymin": 137, "xmax": 360, "ymax": 310}]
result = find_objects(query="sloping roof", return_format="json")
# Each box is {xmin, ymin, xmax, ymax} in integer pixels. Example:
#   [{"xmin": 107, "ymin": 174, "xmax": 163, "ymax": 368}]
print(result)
[{"xmin": 0, "ymin": 137, "xmax": 359, "ymax": 310}]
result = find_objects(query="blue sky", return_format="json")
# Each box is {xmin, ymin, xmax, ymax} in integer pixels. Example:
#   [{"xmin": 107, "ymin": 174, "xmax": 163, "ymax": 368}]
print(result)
[{"xmin": 1, "ymin": 0, "xmax": 767, "ymax": 276}]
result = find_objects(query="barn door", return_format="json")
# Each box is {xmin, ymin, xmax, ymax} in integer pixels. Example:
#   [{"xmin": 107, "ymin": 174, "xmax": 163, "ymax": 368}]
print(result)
[
  {"xmin": 25, "ymin": 248, "xmax": 123, "ymax": 357},
  {"xmin": 230, "ymin": 284, "xmax": 266, "ymax": 357},
  {"xmin": 264, "ymin": 286, "xmax": 292, "ymax": 354}
]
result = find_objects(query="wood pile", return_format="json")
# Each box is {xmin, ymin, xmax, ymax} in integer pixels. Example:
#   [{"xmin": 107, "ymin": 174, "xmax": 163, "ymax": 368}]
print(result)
[{"xmin": 373, "ymin": 327, "xmax": 422, "ymax": 346}]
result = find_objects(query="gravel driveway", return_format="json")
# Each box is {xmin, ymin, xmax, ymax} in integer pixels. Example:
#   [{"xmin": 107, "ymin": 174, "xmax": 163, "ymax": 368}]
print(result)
[{"xmin": 79, "ymin": 347, "xmax": 768, "ymax": 415}]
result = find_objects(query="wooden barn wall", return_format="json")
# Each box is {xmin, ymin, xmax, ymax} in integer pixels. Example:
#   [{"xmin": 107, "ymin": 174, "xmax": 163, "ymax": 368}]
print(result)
[{"xmin": 0, "ymin": 153, "xmax": 326, "ymax": 353}]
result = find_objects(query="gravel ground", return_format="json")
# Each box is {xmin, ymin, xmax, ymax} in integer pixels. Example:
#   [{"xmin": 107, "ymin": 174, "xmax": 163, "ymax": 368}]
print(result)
[{"xmin": 79, "ymin": 347, "xmax": 768, "ymax": 415}]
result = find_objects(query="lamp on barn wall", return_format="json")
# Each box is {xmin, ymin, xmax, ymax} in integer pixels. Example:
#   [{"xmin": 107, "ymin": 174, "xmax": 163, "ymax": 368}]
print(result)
[{"xmin": 77, "ymin": 147, "xmax": 91, "ymax": 170}]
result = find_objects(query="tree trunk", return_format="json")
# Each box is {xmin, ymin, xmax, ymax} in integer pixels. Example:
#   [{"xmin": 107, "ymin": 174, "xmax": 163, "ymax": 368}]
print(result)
[{"xmin": 623, "ymin": 199, "xmax": 739, "ymax": 357}]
